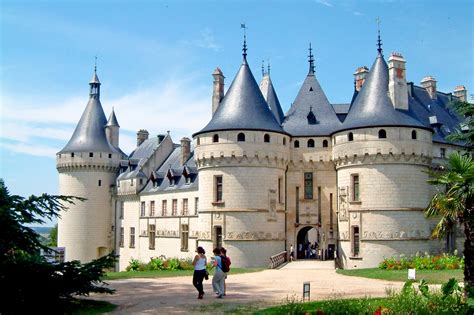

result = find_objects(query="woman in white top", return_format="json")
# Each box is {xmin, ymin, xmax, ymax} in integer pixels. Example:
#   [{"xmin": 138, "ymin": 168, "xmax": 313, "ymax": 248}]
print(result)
[{"xmin": 192, "ymin": 246, "xmax": 207, "ymax": 299}]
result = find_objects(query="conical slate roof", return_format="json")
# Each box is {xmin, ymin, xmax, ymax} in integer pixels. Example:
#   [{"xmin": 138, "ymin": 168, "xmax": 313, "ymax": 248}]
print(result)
[
  {"xmin": 193, "ymin": 59, "xmax": 285, "ymax": 136},
  {"xmin": 106, "ymin": 108, "xmax": 120, "ymax": 127},
  {"xmin": 89, "ymin": 70, "xmax": 100, "ymax": 84},
  {"xmin": 339, "ymin": 53, "xmax": 428, "ymax": 132},
  {"xmin": 260, "ymin": 74, "xmax": 285, "ymax": 125},
  {"xmin": 282, "ymin": 72, "xmax": 342, "ymax": 136}
]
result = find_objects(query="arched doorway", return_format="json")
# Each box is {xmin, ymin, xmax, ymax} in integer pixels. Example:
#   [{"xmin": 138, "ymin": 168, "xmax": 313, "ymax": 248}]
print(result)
[{"xmin": 296, "ymin": 226, "xmax": 320, "ymax": 259}]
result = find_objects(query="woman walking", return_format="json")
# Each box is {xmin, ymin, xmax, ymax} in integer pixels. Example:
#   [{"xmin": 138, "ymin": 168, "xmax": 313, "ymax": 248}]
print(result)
[
  {"xmin": 192, "ymin": 246, "xmax": 207, "ymax": 299},
  {"xmin": 211, "ymin": 247, "xmax": 225, "ymax": 298}
]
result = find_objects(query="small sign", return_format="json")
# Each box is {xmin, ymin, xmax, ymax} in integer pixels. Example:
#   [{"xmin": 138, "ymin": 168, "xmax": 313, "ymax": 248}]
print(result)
[
  {"xmin": 303, "ymin": 282, "xmax": 310, "ymax": 301},
  {"xmin": 408, "ymin": 268, "xmax": 416, "ymax": 280}
]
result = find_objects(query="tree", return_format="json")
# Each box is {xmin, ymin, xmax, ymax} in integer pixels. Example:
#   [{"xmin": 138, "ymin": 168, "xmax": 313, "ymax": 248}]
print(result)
[
  {"xmin": 48, "ymin": 224, "xmax": 58, "ymax": 247},
  {"xmin": 426, "ymin": 153, "xmax": 474, "ymax": 298},
  {"xmin": 0, "ymin": 180, "xmax": 117, "ymax": 313},
  {"xmin": 447, "ymin": 100, "xmax": 474, "ymax": 152}
]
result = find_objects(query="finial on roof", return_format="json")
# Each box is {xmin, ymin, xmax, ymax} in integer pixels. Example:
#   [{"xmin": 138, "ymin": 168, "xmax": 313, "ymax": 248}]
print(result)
[
  {"xmin": 262, "ymin": 60, "xmax": 265, "ymax": 77},
  {"xmin": 376, "ymin": 17, "xmax": 383, "ymax": 55},
  {"xmin": 94, "ymin": 55, "xmax": 97, "ymax": 73},
  {"xmin": 267, "ymin": 60, "xmax": 271, "ymax": 75},
  {"xmin": 241, "ymin": 23, "xmax": 248, "ymax": 60},
  {"xmin": 308, "ymin": 43, "xmax": 315, "ymax": 74}
]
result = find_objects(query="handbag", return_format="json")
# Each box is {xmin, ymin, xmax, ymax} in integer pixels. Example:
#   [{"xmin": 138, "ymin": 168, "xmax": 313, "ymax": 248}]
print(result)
[{"xmin": 204, "ymin": 270, "xmax": 209, "ymax": 280}]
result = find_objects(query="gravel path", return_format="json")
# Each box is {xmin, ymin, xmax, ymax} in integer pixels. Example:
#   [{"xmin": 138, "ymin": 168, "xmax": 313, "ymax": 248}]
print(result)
[{"xmin": 89, "ymin": 262, "xmax": 405, "ymax": 314}]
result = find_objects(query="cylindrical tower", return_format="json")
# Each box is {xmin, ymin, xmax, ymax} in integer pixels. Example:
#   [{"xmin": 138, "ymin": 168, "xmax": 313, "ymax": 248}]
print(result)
[
  {"xmin": 57, "ymin": 69, "xmax": 124, "ymax": 262},
  {"xmin": 193, "ymin": 47, "xmax": 289, "ymax": 267}
]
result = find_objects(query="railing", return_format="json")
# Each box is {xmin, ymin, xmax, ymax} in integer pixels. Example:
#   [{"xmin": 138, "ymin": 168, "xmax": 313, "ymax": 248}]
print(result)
[{"xmin": 269, "ymin": 251, "xmax": 287, "ymax": 269}]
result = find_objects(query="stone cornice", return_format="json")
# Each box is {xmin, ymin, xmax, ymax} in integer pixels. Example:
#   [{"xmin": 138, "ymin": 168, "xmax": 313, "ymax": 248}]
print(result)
[
  {"xmin": 57, "ymin": 162, "xmax": 120, "ymax": 173},
  {"xmin": 196, "ymin": 154, "xmax": 288, "ymax": 169},
  {"xmin": 335, "ymin": 152, "xmax": 431, "ymax": 169}
]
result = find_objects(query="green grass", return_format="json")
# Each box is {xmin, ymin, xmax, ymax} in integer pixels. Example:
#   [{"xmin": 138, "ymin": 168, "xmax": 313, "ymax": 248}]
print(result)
[
  {"xmin": 336, "ymin": 268, "xmax": 463, "ymax": 284},
  {"xmin": 104, "ymin": 267, "xmax": 264, "ymax": 280},
  {"xmin": 63, "ymin": 299, "xmax": 117, "ymax": 314}
]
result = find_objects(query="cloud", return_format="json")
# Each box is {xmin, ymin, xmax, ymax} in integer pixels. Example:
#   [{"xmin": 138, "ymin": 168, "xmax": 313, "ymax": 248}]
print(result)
[
  {"xmin": 315, "ymin": 0, "xmax": 333, "ymax": 7},
  {"xmin": 353, "ymin": 11, "xmax": 364, "ymax": 16},
  {"xmin": 181, "ymin": 28, "xmax": 221, "ymax": 51},
  {"xmin": 0, "ymin": 141, "xmax": 58, "ymax": 157}
]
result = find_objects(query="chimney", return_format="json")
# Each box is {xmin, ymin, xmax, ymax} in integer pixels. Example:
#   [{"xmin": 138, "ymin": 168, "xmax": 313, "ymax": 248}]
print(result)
[
  {"xmin": 421, "ymin": 76, "xmax": 437, "ymax": 100},
  {"xmin": 453, "ymin": 85, "xmax": 467, "ymax": 102},
  {"xmin": 388, "ymin": 52, "xmax": 409, "ymax": 111},
  {"xmin": 180, "ymin": 137, "xmax": 191, "ymax": 165},
  {"xmin": 136, "ymin": 129, "xmax": 149, "ymax": 146},
  {"xmin": 353, "ymin": 66, "xmax": 369, "ymax": 92},
  {"xmin": 212, "ymin": 67, "xmax": 225, "ymax": 115}
]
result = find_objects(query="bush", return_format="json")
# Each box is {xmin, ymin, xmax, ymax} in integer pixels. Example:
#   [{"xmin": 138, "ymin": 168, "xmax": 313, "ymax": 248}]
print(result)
[
  {"xmin": 148, "ymin": 257, "xmax": 165, "ymax": 270},
  {"xmin": 379, "ymin": 253, "xmax": 463, "ymax": 270},
  {"xmin": 178, "ymin": 258, "xmax": 194, "ymax": 270},
  {"xmin": 126, "ymin": 257, "xmax": 194, "ymax": 272}
]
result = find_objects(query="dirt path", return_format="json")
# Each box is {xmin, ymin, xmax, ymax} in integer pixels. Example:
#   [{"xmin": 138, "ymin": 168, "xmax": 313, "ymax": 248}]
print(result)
[{"xmin": 89, "ymin": 263, "xmax": 405, "ymax": 314}]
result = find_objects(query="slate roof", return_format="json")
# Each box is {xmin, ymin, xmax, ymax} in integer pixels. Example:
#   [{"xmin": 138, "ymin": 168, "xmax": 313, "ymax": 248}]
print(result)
[
  {"xmin": 339, "ymin": 53, "xmax": 428, "ymax": 133},
  {"xmin": 193, "ymin": 58, "xmax": 285, "ymax": 136},
  {"xmin": 282, "ymin": 71, "xmax": 342, "ymax": 136},
  {"xmin": 260, "ymin": 74, "xmax": 285, "ymax": 125},
  {"xmin": 106, "ymin": 109, "xmax": 120, "ymax": 127},
  {"xmin": 142, "ymin": 146, "xmax": 199, "ymax": 193}
]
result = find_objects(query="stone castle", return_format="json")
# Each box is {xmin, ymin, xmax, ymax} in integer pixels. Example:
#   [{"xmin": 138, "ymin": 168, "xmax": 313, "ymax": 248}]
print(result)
[{"xmin": 57, "ymin": 38, "xmax": 467, "ymax": 270}]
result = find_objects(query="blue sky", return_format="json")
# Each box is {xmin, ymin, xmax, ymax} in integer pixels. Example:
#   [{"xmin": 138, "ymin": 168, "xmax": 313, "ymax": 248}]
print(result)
[{"xmin": 1, "ymin": 0, "xmax": 473, "ymax": 211}]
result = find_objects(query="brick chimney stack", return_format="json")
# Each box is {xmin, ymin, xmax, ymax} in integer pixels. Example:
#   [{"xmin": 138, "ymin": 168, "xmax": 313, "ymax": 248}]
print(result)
[
  {"xmin": 212, "ymin": 67, "xmax": 225, "ymax": 116},
  {"xmin": 353, "ymin": 66, "xmax": 369, "ymax": 92},
  {"xmin": 180, "ymin": 137, "xmax": 191, "ymax": 165},
  {"xmin": 421, "ymin": 76, "xmax": 437, "ymax": 100},
  {"xmin": 136, "ymin": 129, "xmax": 149, "ymax": 146},
  {"xmin": 453, "ymin": 85, "xmax": 467, "ymax": 102},
  {"xmin": 388, "ymin": 52, "xmax": 409, "ymax": 111}
]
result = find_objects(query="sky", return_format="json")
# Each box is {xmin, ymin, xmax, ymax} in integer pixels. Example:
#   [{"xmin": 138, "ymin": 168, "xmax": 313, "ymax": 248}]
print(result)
[{"xmin": 1, "ymin": 0, "xmax": 473, "ymax": 219}]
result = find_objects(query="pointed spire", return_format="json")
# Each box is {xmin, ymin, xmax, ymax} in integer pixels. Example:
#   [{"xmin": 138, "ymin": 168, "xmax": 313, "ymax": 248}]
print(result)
[
  {"xmin": 89, "ymin": 57, "xmax": 101, "ymax": 98},
  {"xmin": 376, "ymin": 17, "xmax": 383, "ymax": 55},
  {"xmin": 308, "ymin": 43, "xmax": 315, "ymax": 74},
  {"xmin": 241, "ymin": 23, "xmax": 248, "ymax": 61},
  {"xmin": 106, "ymin": 107, "xmax": 120, "ymax": 127}
]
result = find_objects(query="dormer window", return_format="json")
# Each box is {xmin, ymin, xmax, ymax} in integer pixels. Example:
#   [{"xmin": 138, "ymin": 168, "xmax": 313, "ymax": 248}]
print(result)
[
  {"xmin": 186, "ymin": 176, "xmax": 191, "ymax": 184},
  {"xmin": 170, "ymin": 178, "xmax": 175, "ymax": 186},
  {"xmin": 294, "ymin": 140, "xmax": 300, "ymax": 148},
  {"xmin": 323, "ymin": 140, "xmax": 328, "ymax": 147},
  {"xmin": 213, "ymin": 134, "xmax": 219, "ymax": 143},
  {"xmin": 307, "ymin": 139, "xmax": 315, "ymax": 148},
  {"xmin": 264, "ymin": 134, "xmax": 270, "ymax": 143},
  {"xmin": 307, "ymin": 107, "xmax": 317, "ymax": 125},
  {"xmin": 378, "ymin": 129, "xmax": 387, "ymax": 139},
  {"xmin": 237, "ymin": 133, "xmax": 245, "ymax": 142}
]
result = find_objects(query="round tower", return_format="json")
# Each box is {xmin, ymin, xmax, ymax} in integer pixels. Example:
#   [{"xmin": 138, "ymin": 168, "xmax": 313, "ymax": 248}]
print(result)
[
  {"xmin": 332, "ymin": 42, "xmax": 438, "ymax": 269},
  {"xmin": 193, "ymin": 42, "xmax": 290, "ymax": 267},
  {"xmin": 57, "ymin": 68, "xmax": 124, "ymax": 262}
]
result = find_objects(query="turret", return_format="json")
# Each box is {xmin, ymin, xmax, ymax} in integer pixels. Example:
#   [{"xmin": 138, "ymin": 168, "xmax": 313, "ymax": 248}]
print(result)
[
  {"xmin": 212, "ymin": 68, "xmax": 225, "ymax": 115},
  {"xmin": 105, "ymin": 108, "xmax": 120, "ymax": 149}
]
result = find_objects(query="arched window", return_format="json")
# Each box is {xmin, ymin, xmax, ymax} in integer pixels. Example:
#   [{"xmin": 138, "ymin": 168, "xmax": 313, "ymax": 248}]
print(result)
[
  {"xmin": 348, "ymin": 132, "xmax": 354, "ymax": 142},
  {"xmin": 294, "ymin": 140, "xmax": 300, "ymax": 148},
  {"xmin": 283, "ymin": 138, "xmax": 287, "ymax": 146},
  {"xmin": 378, "ymin": 129, "xmax": 387, "ymax": 139},
  {"xmin": 411, "ymin": 130, "xmax": 417, "ymax": 140},
  {"xmin": 213, "ymin": 134, "xmax": 219, "ymax": 143},
  {"xmin": 237, "ymin": 133, "xmax": 245, "ymax": 142},
  {"xmin": 264, "ymin": 134, "xmax": 270, "ymax": 143},
  {"xmin": 307, "ymin": 139, "xmax": 315, "ymax": 148},
  {"xmin": 323, "ymin": 140, "xmax": 328, "ymax": 147}
]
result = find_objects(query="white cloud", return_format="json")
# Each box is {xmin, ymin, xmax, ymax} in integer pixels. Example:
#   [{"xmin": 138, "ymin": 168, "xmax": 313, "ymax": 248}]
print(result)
[
  {"xmin": 315, "ymin": 0, "xmax": 333, "ymax": 7},
  {"xmin": 0, "ymin": 141, "xmax": 58, "ymax": 157},
  {"xmin": 353, "ymin": 11, "xmax": 364, "ymax": 16},
  {"xmin": 180, "ymin": 28, "xmax": 221, "ymax": 51}
]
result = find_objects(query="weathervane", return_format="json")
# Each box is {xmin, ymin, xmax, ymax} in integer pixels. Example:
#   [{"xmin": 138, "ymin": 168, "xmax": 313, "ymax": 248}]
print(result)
[
  {"xmin": 241, "ymin": 23, "xmax": 248, "ymax": 59},
  {"xmin": 308, "ymin": 43, "xmax": 315, "ymax": 74},
  {"xmin": 267, "ymin": 59, "xmax": 271, "ymax": 75},
  {"xmin": 94, "ymin": 55, "xmax": 98, "ymax": 73},
  {"xmin": 262, "ymin": 60, "xmax": 265, "ymax": 77},
  {"xmin": 376, "ymin": 17, "xmax": 383, "ymax": 55}
]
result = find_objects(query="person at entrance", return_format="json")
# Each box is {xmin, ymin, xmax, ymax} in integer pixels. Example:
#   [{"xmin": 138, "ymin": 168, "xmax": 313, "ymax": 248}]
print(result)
[
  {"xmin": 192, "ymin": 246, "xmax": 207, "ymax": 299},
  {"xmin": 289, "ymin": 244, "xmax": 294, "ymax": 262},
  {"xmin": 298, "ymin": 243, "xmax": 303, "ymax": 259}
]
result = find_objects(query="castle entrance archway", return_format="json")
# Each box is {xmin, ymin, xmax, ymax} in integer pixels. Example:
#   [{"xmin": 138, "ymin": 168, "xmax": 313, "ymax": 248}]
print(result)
[{"xmin": 296, "ymin": 226, "xmax": 320, "ymax": 259}]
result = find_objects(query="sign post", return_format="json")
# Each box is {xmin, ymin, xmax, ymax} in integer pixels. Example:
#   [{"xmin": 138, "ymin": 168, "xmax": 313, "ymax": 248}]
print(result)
[{"xmin": 303, "ymin": 282, "xmax": 310, "ymax": 301}]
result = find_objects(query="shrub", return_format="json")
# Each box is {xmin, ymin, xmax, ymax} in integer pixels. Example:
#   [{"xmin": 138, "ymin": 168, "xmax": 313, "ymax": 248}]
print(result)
[
  {"xmin": 126, "ymin": 258, "xmax": 142, "ymax": 271},
  {"xmin": 379, "ymin": 253, "xmax": 463, "ymax": 270},
  {"xmin": 148, "ymin": 257, "xmax": 164, "ymax": 271},
  {"xmin": 166, "ymin": 258, "xmax": 181, "ymax": 271},
  {"xmin": 178, "ymin": 258, "xmax": 194, "ymax": 270}
]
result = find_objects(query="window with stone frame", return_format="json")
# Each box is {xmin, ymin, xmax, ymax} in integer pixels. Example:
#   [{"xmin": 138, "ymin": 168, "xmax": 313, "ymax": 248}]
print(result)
[
  {"xmin": 162, "ymin": 200, "xmax": 167, "ymax": 216},
  {"xmin": 294, "ymin": 140, "xmax": 300, "ymax": 148},
  {"xmin": 119, "ymin": 227, "xmax": 124, "ymax": 248},
  {"xmin": 351, "ymin": 226, "xmax": 360, "ymax": 256},
  {"xmin": 129, "ymin": 227, "xmax": 135, "ymax": 248},
  {"xmin": 149, "ymin": 224, "xmax": 156, "ymax": 250},
  {"xmin": 140, "ymin": 201, "xmax": 146, "ymax": 217},
  {"xmin": 440, "ymin": 148, "xmax": 446, "ymax": 158},
  {"xmin": 304, "ymin": 172, "xmax": 313, "ymax": 199},
  {"xmin": 351, "ymin": 174, "xmax": 360, "ymax": 202},
  {"xmin": 149, "ymin": 201, "xmax": 155, "ymax": 216},
  {"xmin": 194, "ymin": 197, "xmax": 199, "ymax": 215},
  {"xmin": 172, "ymin": 199, "xmax": 178, "ymax": 216},
  {"xmin": 215, "ymin": 175, "xmax": 223, "ymax": 202},
  {"xmin": 181, "ymin": 224, "xmax": 189, "ymax": 251},
  {"xmin": 182, "ymin": 198, "xmax": 188, "ymax": 216},
  {"xmin": 119, "ymin": 201, "xmax": 124, "ymax": 219}
]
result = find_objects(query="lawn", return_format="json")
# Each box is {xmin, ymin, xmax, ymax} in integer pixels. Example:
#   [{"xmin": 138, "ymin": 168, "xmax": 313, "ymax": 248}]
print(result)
[
  {"xmin": 336, "ymin": 268, "xmax": 463, "ymax": 284},
  {"xmin": 104, "ymin": 267, "xmax": 264, "ymax": 280}
]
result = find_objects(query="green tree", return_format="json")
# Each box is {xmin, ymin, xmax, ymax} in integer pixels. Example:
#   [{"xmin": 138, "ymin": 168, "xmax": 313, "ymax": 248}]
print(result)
[
  {"xmin": 48, "ymin": 223, "xmax": 58, "ymax": 247},
  {"xmin": 0, "ymin": 180, "xmax": 117, "ymax": 313},
  {"xmin": 426, "ymin": 153, "xmax": 474, "ymax": 298},
  {"xmin": 447, "ymin": 101, "xmax": 474, "ymax": 151}
]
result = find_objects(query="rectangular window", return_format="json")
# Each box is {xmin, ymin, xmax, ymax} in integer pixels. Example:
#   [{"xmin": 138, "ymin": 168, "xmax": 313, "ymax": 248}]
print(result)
[
  {"xmin": 108, "ymin": 153, "xmax": 112, "ymax": 158},
  {"xmin": 296, "ymin": 187, "xmax": 300, "ymax": 224},
  {"xmin": 440, "ymin": 148, "xmax": 446, "ymax": 158},
  {"xmin": 181, "ymin": 224, "xmax": 189, "ymax": 251},
  {"xmin": 172, "ymin": 199, "xmax": 178, "ymax": 216},
  {"xmin": 194, "ymin": 197, "xmax": 199, "ymax": 215},
  {"xmin": 120, "ymin": 201, "xmax": 124, "ymax": 219},
  {"xmin": 89, "ymin": 152, "xmax": 93, "ymax": 157},
  {"xmin": 182, "ymin": 198, "xmax": 188, "ymax": 216},
  {"xmin": 278, "ymin": 178, "xmax": 282, "ymax": 204},
  {"xmin": 131, "ymin": 179, "xmax": 134, "ymax": 186},
  {"xmin": 149, "ymin": 224, "xmax": 156, "ymax": 250},
  {"xmin": 98, "ymin": 180, "xmax": 102, "ymax": 187},
  {"xmin": 215, "ymin": 175, "xmax": 223, "ymax": 202},
  {"xmin": 140, "ymin": 202, "xmax": 145, "ymax": 217},
  {"xmin": 317, "ymin": 186, "xmax": 322, "ymax": 224},
  {"xmin": 214, "ymin": 226, "xmax": 222, "ymax": 249},
  {"xmin": 119, "ymin": 227, "xmax": 124, "ymax": 248},
  {"xmin": 352, "ymin": 226, "xmax": 360, "ymax": 256},
  {"xmin": 329, "ymin": 193, "xmax": 333, "ymax": 230},
  {"xmin": 352, "ymin": 174, "xmax": 360, "ymax": 201},
  {"xmin": 149, "ymin": 201, "xmax": 155, "ymax": 216},
  {"xmin": 129, "ymin": 227, "xmax": 135, "ymax": 248},
  {"xmin": 162, "ymin": 200, "xmax": 167, "ymax": 216},
  {"xmin": 304, "ymin": 172, "xmax": 313, "ymax": 199}
]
